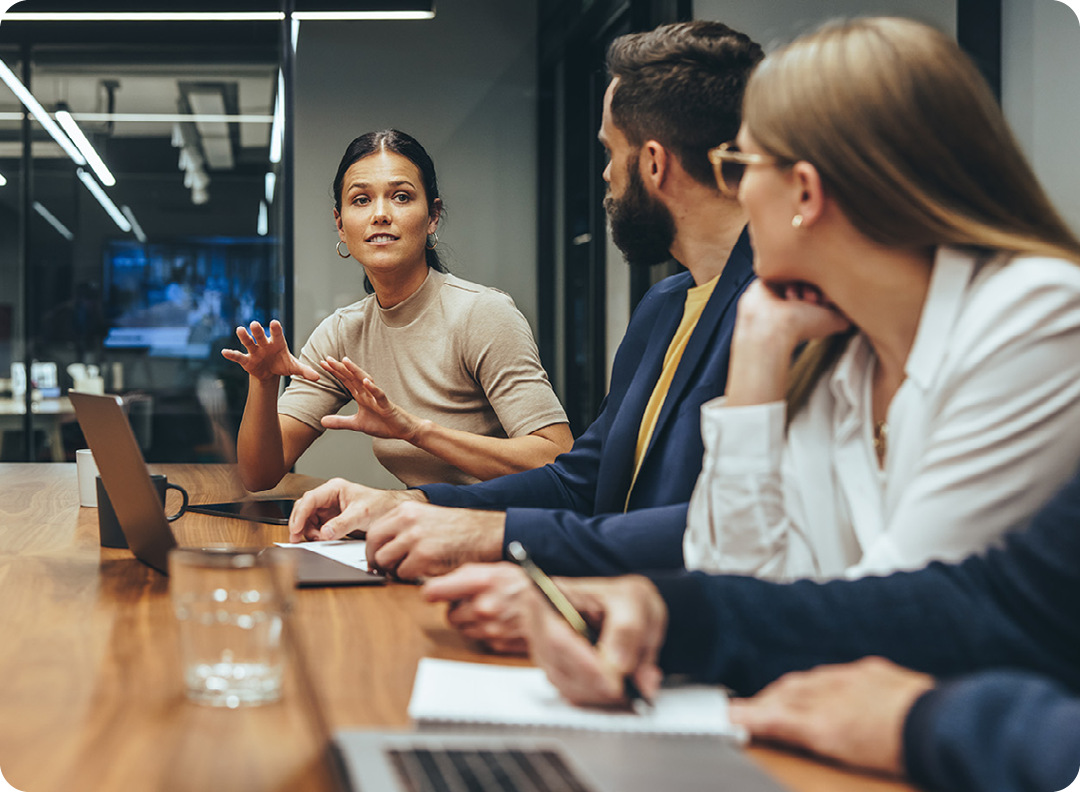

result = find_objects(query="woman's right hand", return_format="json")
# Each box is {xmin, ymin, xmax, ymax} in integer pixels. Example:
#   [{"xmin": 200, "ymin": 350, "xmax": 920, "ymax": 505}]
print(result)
[
  {"xmin": 221, "ymin": 319, "xmax": 321, "ymax": 383},
  {"xmin": 724, "ymin": 280, "xmax": 851, "ymax": 407},
  {"xmin": 737, "ymin": 279, "xmax": 852, "ymax": 349}
]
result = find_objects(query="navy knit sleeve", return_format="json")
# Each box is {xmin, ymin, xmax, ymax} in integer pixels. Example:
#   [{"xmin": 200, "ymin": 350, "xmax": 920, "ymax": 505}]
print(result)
[{"xmin": 903, "ymin": 672, "xmax": 1080, "ymax": 792}]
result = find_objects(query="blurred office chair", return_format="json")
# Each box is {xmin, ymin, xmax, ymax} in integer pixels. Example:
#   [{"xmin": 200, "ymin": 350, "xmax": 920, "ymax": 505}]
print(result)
[{"xmin": 195, "ymin": 374, "xmax": 237, "ymax": 463}]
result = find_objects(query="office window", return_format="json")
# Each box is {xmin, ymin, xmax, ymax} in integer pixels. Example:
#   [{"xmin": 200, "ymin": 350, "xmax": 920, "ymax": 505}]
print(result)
[{"xmin": 0, "ymin": 10, "xmax": 286, "ymax": 463}]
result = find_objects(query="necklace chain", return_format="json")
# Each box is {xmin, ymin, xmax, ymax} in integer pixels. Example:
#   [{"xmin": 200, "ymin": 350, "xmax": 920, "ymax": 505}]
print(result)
[{"xmin": 873, "ymin": 420, "xmax": 889, "ymax": 464}]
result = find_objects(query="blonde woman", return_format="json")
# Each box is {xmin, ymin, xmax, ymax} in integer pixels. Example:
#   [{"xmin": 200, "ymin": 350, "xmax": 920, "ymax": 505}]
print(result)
[{"xmin": 685, "ymin": 17, "xmax": 1080, "ymax": 579}]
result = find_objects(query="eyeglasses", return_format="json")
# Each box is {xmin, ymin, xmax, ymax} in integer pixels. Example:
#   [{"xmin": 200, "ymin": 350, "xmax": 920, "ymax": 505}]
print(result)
[{"xmin": 707, "ymin": 141, "xmax": 782, "ymax": 198}]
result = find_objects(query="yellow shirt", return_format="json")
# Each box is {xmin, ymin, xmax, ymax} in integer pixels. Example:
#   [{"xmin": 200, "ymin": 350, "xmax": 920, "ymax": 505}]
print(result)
[{"xmin": 625, "ymin": 274, "xmax": 720, "ymax": 510}]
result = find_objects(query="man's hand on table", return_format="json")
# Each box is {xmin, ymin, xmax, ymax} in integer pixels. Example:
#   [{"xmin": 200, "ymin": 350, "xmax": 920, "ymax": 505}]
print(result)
[
  {"xmin": 423, "ymin": 563, "xmax": 534, "ymax": 654},
  {"xmin": 288, "ymin": 478, "xmax": 426, "ymax": 542},
  {"xmin": 729, "ymin": 656, "xmax": 935, "ymax": 777},
  {"xmin": 366, "ymin": 502, "xmax": 505, "ymax": 580}
]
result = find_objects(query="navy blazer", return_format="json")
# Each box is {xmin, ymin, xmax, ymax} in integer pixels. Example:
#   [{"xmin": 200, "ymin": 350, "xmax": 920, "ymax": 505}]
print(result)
[{"xmin": 419, "ymin": 230, "xmax": 755, "ymax": 575}]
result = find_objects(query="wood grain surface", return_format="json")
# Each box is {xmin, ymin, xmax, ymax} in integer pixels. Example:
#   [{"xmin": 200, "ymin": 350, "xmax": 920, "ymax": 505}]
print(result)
[{"xmin": 0, "ymin": 463, "xmax": 914, "ymax": 792}]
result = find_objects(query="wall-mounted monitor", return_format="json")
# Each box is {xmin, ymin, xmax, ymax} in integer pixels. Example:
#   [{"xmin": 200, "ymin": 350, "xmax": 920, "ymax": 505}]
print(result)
[{"xmin": 102, "ymin": 237, "xmax": 279, "ymax": 359}]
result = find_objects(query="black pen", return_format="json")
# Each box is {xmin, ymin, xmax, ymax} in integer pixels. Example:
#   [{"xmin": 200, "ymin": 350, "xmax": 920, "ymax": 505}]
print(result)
[{"xmin": 507, "ymin": 541, "xmax": 653, "ymax": 709}]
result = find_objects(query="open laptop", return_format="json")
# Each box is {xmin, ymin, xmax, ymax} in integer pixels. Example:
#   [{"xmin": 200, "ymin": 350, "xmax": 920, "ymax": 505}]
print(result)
[
  {"xmin": 71, "ymin": 391, "xmax": 178, "ymax": 573},
  {"xmin": 330, "ymin": 729, "xmax": 789, "ymax": 792},
  {"xmin": 70, "ymin": 391, "xmax": 384, "ymax": 585}
]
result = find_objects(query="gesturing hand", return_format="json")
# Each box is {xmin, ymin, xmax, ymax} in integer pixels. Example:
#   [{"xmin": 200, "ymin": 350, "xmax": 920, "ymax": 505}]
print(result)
[
  {"xmin": 318, "ymin": 356, "xmax": 422, "ymax": 440},
  {"xmin": 221, "ymin": 320, "xmax": 320, "ymax": 383}
]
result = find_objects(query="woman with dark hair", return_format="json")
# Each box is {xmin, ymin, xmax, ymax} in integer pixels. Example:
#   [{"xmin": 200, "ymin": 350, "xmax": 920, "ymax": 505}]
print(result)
[
  {"xmin": 225, "ymin": 130, "xmax": 571, "ymax": 491},
  {"xmin": 683, "ymin": 17, "xmax": 1080, "ymax": 579}
]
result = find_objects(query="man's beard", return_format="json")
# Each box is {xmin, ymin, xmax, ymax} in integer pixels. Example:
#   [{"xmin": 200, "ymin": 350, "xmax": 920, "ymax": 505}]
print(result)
[{"xmin": 603, "ymin": 163, "xmax": 676, "ymax": 269}]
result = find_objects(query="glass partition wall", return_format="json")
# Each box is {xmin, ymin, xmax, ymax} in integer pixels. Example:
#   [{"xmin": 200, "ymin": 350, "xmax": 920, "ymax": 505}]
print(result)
[{"xmin": 0, "ymin": 13, "xmax": 287, "ymax": 463}]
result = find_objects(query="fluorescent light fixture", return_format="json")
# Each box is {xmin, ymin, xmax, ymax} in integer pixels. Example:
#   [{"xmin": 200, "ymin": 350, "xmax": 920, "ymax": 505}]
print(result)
[
  {"xmin": 269, "ymin": 70, "xmax": 284, "ymax": 165},
  {"xmin": 265, "ymin": 172, "xmax": 277, "ymax": 204},
  {"xmin": 32, "ymin": 202, "xmax": 74, "ymax": 241},
  {"xmin": 70, "ymin": 112, "xmax": 272, "ymax": 124},
  {"xmin": 77, "ymin": 169, "xmax": 131, "ymax": 233},
  {"xmin": 257, "ymin": 201, "xmax": 269, "ymax": 236},
  {"xmin": 0, "ymin": 59, "xmax": 86, "ymax": 166},
  {"xmin": 2, "ymin": 12, "xmax": 286, "ymax": 21},
  {"xmin": 55, "ymin": 109, "xmax": 116, "ymax": 187},
  {"xmin": 292, "ymin": 11, "xmax": 434, "ymax": 20},
  {"xmin": 0, "ymin": 171, "xmax": 6, "ymax": 187},
  {"xmin": 121, "ymin": 206, "xmax": 147, "ymax": 243}
]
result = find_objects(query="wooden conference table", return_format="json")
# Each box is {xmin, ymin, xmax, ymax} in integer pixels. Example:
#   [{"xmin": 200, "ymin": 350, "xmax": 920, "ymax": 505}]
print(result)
[{"xmin": 0, "ymin": 464, "xmax": 914, "ymax": 792}]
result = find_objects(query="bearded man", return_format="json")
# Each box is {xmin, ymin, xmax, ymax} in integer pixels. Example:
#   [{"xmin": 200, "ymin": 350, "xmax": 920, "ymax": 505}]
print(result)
[{"xmin": 289, "ymin": 21, "xmax": 764, "ymax": 584}]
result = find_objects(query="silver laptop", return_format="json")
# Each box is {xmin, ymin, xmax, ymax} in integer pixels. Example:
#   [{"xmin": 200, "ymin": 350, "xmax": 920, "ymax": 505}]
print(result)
[
  {"xmin": 330, "ymin": 728, "xmax": 789, "ymax": 792},
  {"xmin": 70, "ymin": 391, "xmax": 384, "ymax": 585},
  {"xmin": 71, "ymin": 391, "xmax": 178, "ymax": 573}
]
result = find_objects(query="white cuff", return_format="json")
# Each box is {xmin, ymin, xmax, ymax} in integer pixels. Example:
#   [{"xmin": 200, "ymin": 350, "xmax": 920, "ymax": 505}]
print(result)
[{"xmin": 699, "ymin": 398, "xmax": 786, "ymax": 475}]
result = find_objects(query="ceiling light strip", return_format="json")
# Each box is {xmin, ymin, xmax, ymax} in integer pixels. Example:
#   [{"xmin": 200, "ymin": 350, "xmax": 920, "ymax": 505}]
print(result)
[
  {"xmin": 2, "ymin": 11, "xmax": 433, "ymax": 22},
  {"xmin": 0, "ymin": 59, "xmax": 86, "ymax": 166},
  {"xmin": 1, "ymin": 112, "xmax": 272, "ymax": 124},
  {"xmin": 269, "ymin": 70, "xmax": 284, "ymax": 165},
  {"xmin": 32, "ymin": 201, "xmax": 75, "ymax": 242},
  {"xmin": 56, "ymin": 110, "xmax": 116, "ymax": 186},
  {"xmin": 291, "ymin": 11, "xmax": 434, "ymax": 20},
  {"xmin": 2, "ymin": 12, "xmax": 286, "ymax": 22},
  {"xmin": 121, "ymin": 206, "xmax": 147, "ymax": 243},
  {"xmin": 70, "ymin": 112, "xmax": 273, "ymax": 124},
  {"xmin": 77, "ymin": 169, "xmax": 131, "ymax": 233}
]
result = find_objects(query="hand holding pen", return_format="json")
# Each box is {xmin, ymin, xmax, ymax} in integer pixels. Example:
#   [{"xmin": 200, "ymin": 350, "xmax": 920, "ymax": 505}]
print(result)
[{"xmin": 508, "ymin": 542, "xmax": 665, "ymax": 710}]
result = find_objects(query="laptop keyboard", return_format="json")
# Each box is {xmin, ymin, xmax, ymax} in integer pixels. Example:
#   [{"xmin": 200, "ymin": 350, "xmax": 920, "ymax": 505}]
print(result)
[{"xmin": 387, "ymin": 747, "xmax": 596, "ymax": 792}]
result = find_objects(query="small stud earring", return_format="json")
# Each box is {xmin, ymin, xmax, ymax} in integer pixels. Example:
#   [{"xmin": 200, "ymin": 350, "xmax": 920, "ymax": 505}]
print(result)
[{"xmin": 791, "ymin": 214, "xmax": 804, "ymax": 228}]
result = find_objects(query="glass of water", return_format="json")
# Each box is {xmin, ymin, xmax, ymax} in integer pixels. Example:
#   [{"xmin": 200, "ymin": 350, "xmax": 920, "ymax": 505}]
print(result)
[{"xmin": 169, "ymin": 547, "xmax": 295, "ymax": 708}]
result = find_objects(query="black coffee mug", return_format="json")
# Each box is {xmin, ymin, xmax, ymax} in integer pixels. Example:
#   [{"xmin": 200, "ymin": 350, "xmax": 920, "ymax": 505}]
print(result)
[{"xmin": 96, "ymin": 474, "xmax": 189, "ymax": 549}]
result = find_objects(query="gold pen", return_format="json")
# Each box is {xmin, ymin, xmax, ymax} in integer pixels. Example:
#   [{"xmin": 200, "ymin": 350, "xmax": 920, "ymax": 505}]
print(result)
[{"xmin": 507, "ymin": 541, "xmax": 652, "ymax": 708}]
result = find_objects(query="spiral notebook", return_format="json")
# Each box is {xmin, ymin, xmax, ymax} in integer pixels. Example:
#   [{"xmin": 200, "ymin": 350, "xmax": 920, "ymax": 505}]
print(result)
[{"xmin": 407, "ymin": 658, "xmax": 746, "ymax": 739}]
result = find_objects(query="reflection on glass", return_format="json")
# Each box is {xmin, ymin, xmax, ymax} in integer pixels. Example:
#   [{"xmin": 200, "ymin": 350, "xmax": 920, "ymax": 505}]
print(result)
[{"xmin": 0, "ymin": 26, "xmax": 284, "ymax": 463}]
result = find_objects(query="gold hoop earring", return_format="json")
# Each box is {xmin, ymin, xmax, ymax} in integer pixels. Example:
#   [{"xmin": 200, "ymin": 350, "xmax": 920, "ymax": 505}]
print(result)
[
  {"xmin": 791, "ymin": 214, "xmax": 804, "ymax": 228},
  {"xmin": 426, "ymin": 232, "xmax": 439, "ymax": 250},
  {"xmin": 336, "ymin": 240, "xmax": 351, "ymax": 259}
]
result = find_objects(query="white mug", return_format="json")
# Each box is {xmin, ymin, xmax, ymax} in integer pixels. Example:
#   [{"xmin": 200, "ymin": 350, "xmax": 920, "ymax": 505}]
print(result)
[{"xmin": 76, "ymin": 449, "xmax": 100, "ymax": 508}]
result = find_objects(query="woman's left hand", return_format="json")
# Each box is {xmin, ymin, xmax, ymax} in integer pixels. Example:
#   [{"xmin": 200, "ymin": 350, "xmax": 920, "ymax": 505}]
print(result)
[{"xmin": 319, "ymin": 356, "xmax": 423, "ymax": 441}]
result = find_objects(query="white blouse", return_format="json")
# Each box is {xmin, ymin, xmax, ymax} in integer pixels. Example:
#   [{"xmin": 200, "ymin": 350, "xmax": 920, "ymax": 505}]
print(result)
[{"xmin": 684, "ymin": 247, "xmax": 1080, "ymax": 580}]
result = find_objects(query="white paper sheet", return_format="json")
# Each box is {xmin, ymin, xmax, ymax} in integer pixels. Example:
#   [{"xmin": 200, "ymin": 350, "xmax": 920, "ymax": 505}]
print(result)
[{"xmin": 274, "ymin": 540, "xmax": 369, "ymax": 571}]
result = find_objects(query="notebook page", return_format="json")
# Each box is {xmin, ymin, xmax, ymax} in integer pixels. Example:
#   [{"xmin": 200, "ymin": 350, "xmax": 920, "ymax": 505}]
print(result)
[{"xmin": 408, "ymin": 658, "xmax": 745, "ymax": 740}]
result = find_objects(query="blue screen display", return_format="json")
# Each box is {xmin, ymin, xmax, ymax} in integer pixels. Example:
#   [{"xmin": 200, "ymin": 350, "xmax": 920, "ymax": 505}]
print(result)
[{"xmin": 103, "ymin": 237, "xmax": 280, "ymax": 359}]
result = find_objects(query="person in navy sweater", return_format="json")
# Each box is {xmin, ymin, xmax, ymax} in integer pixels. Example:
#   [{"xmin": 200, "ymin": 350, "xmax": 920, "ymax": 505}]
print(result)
[
  {"xmin": 728, "ymin": 659, "xmax": 1080, "ymax": 792},
  {"xmin": 286, "ymin": 21, "xmax": 763, "ymax": 580},
  {"xmin": 476, "ymin": 455, "xmax": 1080, "ymax": 790}
]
